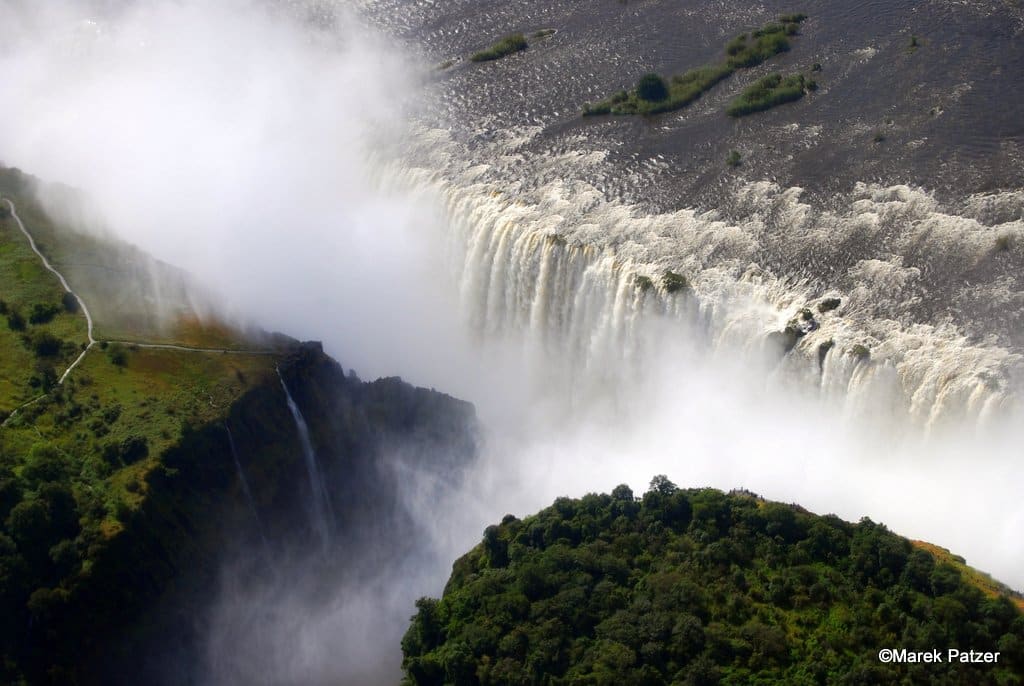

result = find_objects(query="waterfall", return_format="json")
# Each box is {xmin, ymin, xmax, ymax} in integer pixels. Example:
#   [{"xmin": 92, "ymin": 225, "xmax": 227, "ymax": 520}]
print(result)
[
  {"xmin": 278, "ymin": 368, "xmax": 334, "ymax": 548},
  {"xmin": 367, "ymin": 130, "xmax": 1023, "ymax": 431},
  {"xmin": 225, "ymin": 424, "xmax": 270, "ymax": 554}
]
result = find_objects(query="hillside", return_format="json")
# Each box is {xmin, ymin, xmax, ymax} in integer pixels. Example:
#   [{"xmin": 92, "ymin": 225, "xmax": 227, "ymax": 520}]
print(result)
[
  {"xmin": 0, "ymin": 168, "xmax": 478, "ymax": 683},
  {"xmin": 402, "ymin": 480, "xmax": 1024, "ymax": 686}
]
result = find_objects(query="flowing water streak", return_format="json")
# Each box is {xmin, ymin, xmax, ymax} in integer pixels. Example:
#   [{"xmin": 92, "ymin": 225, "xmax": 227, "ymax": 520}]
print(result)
[
  {"xmin": 278, "ymin": 368, "xmax": 334, "ymax": 548},
  {"xmin": 224, "ymin": 424, "xmax": 270, "ymax": 555},
  {"xmin": 366, "ymin": 134, "xmax": 1022, "ymax": 431}
]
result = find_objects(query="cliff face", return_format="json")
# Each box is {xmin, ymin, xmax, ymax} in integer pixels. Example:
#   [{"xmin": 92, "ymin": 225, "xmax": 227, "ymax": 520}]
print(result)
[{"xmin": 14, "ymin": 342, "xmax": 478, "ymax": 684}]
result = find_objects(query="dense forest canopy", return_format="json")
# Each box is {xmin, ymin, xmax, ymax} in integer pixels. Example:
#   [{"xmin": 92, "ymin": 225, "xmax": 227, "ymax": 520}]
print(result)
[{"xmin": 402, "ymin": 478, "xmax": 1023, "ymax": 686}]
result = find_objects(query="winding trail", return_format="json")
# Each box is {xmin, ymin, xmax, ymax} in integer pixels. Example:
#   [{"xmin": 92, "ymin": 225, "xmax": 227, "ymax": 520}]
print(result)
[
  {"xmin": 3, "ymin": 198, "xmax": 96, "ymax": 384},
  {"xmin": 1, "ymin": 197, "xmax": 277, "ymax": 426}
]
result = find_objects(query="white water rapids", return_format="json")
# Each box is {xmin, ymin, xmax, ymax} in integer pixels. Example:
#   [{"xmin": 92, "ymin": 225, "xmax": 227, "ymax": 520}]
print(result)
[{"xmin": 372, "ymin": 125, "xmax": 1023, "ymax": 433}]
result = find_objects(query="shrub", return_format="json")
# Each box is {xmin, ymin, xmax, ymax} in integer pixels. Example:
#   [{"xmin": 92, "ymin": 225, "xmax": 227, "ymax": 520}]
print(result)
[
  {"xmin": 28, "ymin": 303, "xmax": 61, "ymax": 325},
  {"xmin": 107, "ymin": 344, "xmax": 128, "ymax": 366},
  {"xmin": 995, "ymin": 234, "xmax": 1013, "ymax": 252},
  {"xmin": 470, "ymin": 33, "xmax": 528, "ymax": 62},
  {"xmin": 634, "ymin": 275, "xmax": 654, "ymax": 292},
  {"xmin": 726, "ymin": 30, "xmax": 790, "ymax": 69},
  {"xmin": 6, "ymin": 308, "xmax": 26, "ymax": 331},
  {"xmin": 61, "ymin": 292, "xmax": 79, "ymax": 313},
  {"xmin": 726, "ymin": 150, "xmax": 742, "ymax": 167},
  {"xmin": 662, "ymin": 270, "xmax": 688, "ymax": 294},
  {"xmin": 727, "ymin": 73, "xmax": 807, "ymax": 117},
  {"xmin": 818, "ymin": 297, "xmax": 841, "ymax": 313},
  {"xmin": 27, "ymin": 331, "xmax": 63, "ymax": 357},
  {"xmin": 850, "ymin": 344, "xmax": 871, "ymax": 360},
  {"xmin": 636, "ymin": 73, "xmax": 669, "ymax": 102}
]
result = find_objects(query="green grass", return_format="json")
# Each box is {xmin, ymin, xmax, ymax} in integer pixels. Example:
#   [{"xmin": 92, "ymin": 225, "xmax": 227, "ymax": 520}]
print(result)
[
  {"xmin": 470, "ymin": 33, "xmax": 528, "ymax": 62},
  {"xmin": 726, "ymin": 73, "xmax": 809, "ymax": 117},
  {"xmin": 0, "ymin": 168, "xmax": 260, "ymax": 350},
  {"xmin": 583, "ymin": 14, "xmax": 807, "ymax": 118},
  {"xmin": 0, "ymin": 203, "xmax": 89, "ymax": 415}
]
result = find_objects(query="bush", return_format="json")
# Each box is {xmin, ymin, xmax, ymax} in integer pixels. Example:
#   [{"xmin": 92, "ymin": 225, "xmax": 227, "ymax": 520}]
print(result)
[
  {"xmin": 61, "ymin": 292, "xmax": 79, "ymax": 313},
  {"xmin": 727, "ymin": 73, "xmax": 808, "ymax": 117},
  {"xmin": 583, "ymin": 16, "xmax": 807, "ymax": 118},
  {"xmin": 6, "ymin": 308, "xmax": 26, "ymax": 331},
  {"xmin": 470, "ymin": 33, "xmax": 528, "ymax": 62},
  {"xmin": 636, "ymin": 73, "xmax": 669, "ymax": 102},
  {"xmin": 818, "ymin": 297, "xmax": 841, "ymax": 312},
  {"xmin": 662, "ymin": 270, "xmax": 688, "ymax": 294},
  {"xmin": 26, "ymin": 331, "xmax": 63, "ymax": 357},
  {"xmin": 726, "ymin": 31, "xmax": 790, "ymax": 69},
  {"xmin": 28, "ymin": 303, "xmax": 61, "ymax": 325},
  {"xmin": 726, "ymin": 150, "xmax": 742, "ymax": 167},
  {"xmin": 107, "ymin": 344, "xmax": 128, "ymax": 366}
]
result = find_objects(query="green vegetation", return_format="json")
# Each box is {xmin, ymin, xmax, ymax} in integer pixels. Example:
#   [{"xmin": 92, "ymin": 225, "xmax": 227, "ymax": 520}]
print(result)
[
  {"xmin": 0, "ymin": 170, "xmax": 287, "ymax": 681},
  {"xmin": 662, "ymin": 270, "xmax": 688, "ymax": 294},
  {"xmin": 726, "ymin": 150, "xmax": 742, "ymax": 168},
  {"xmin": 470, "ymin": 34, "xmax": 528, "ymax": 62},
  {"xmin": 584, "ymin": 15, "xmax": 808, "ymax": 117},
  {"xmin": 817, "ymin": 297, "xmax": 841, "ymax": 313},
  {"xmin": 726, "ymin": 73, "xmax": 811, "ymax": 117},
  {"xmin": 0, "ymin": 188, "xmax": 90, "ymax": 414},
  {"xmin": 850, "ymin": 343, "xmax": 871, "ymax": 360},
  {"xmin": 533, "ymin": 29, "xmax": 556, "ymax": 39},
  {"xmin": 634, "ymin": 275, "xmax": 654, "ymax": 292},
  {"xmin": 402, "ymin": 480, "xmax": 1023, "ymax": 685}
]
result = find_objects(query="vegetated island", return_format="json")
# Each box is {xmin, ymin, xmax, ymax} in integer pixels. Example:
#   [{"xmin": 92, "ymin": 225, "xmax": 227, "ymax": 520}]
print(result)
[
  {"xmin": 402, "ymin": 477, "xmax": 1024, "ymax": 685},
  {"xmin": 727, "ymin": 72, "xmax": 817, "ymax": 117},
  {"xmin": 471, "ymin": 33, "xmax": 529, "ymax": 62},
  {"xmin": 583, "ymin": 13, "xmax": 808, "ymax": 117}
]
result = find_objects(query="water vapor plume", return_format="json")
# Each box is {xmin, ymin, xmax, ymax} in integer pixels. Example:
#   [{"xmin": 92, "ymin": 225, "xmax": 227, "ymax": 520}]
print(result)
[{"xmin": 0, "ymin": 0, "xmax": 470, "ymax": 385}]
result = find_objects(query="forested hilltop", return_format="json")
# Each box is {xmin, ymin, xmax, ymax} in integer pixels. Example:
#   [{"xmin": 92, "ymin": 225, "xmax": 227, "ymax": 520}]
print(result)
[{"xmin": 402, "ymin": 479, "xmax": 1024, "ymax": 686}]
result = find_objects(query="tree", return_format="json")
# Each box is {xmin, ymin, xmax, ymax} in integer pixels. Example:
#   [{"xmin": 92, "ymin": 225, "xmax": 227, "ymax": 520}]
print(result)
[{"xmin": 636, "ymin": 73, "xmax": 669, "ymax": 102}]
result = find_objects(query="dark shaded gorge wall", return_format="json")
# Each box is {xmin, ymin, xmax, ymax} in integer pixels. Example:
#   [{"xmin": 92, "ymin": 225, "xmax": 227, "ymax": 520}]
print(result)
[{"xmin": 21, "ymin": 342, "xmax": 477, "ymax": 685}]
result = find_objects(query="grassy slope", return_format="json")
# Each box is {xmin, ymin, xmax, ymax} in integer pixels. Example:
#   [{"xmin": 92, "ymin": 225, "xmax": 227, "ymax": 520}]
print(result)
[
  {"xmin": 0, "ymin": 169, "xmax": 253, "ymax": 348},
  {"xmin": 0, "ymin": 167, "xmax": 286, "ymax": 682},
  {"xmin": 0, "ymin": 212, "xmax": 89, "ymax": 415}
]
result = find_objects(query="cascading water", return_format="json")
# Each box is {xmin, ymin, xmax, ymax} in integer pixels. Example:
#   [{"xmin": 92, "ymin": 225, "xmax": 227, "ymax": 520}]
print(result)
[
  {"xmin": 367, "ymin": 127, "xmax": 1024, "ymax": 431},
  {"xmin": 278, "ymin": 368, "xmax": 334, "ymax": 549},
  {"xmin": 225, "ymin": 424, "xmax": 270, "ymax": 554}
]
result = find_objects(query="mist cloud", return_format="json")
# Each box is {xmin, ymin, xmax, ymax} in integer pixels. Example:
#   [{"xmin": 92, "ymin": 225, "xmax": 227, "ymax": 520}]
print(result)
[
  {"xmin": 0, "ymin": 2, "xmax": 1021, "ymax": 684},
  {"xmin": 0, "ymin": 0, "xmax": 472, "ymax": 386}
]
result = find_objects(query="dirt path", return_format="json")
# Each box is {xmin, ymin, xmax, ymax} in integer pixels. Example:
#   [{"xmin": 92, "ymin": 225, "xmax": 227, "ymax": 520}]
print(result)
[{"xmin": 1, "ymin": 197, "xmax": 277, "ymax": 426}]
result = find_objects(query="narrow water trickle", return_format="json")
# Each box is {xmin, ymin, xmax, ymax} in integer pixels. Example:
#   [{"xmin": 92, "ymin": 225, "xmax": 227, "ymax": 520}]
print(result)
[
  {"xmin": 277, "ymin": 368, "xmax": 334, "ymax": 549},
  {"xmin": 225, "ymin": 424, "xmax": 270, "ymax": 554}
]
